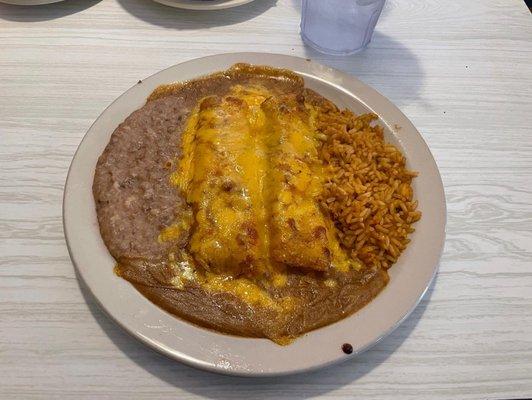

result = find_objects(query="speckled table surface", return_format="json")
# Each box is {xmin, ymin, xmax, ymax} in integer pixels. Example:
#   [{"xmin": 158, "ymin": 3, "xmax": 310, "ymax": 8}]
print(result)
[{"xmin": 1, "ymin": 0, "xmax": 531, "ymax": 398}]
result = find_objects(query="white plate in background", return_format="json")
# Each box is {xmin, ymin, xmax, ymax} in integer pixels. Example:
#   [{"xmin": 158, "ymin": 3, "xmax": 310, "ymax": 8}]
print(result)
[
  {"xmin": 0, "ymin": 0, "xmax": 65, "ymax": 4},
  {"xmin": 63, "ymin": 53, "xmax": 446, "ymax": 376},
  {"xmin": 151, "ymin": 0, "xmax": 254, "ymax": 11}
]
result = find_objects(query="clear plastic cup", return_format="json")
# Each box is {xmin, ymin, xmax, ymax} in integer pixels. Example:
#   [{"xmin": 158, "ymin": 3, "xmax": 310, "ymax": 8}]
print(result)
[{"xmin": 300, "ymin": 0, "xmax": 386, "ymax": 55}]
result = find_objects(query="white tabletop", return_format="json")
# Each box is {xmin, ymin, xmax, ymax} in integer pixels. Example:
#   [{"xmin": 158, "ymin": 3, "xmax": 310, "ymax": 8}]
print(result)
[{"xmin": 1, "ymin": 0, "xmax": 531, "ymax": 398}]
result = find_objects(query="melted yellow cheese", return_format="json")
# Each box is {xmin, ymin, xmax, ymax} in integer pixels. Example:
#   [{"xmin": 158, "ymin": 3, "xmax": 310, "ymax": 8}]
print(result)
[
  {"xmin": 166, "ymin": 84, "xmax": 359, "ymax": 308},
  {"xmin": 262, "ymin": 96, "xmax": 335, "ymax": 272},
  {"xmin": 157, "ymin": 211, "xmax": 192, "ymax": 243},
  {"xmin": 203, "ymin": 273, "xmax": 294, "ymax": 311}
]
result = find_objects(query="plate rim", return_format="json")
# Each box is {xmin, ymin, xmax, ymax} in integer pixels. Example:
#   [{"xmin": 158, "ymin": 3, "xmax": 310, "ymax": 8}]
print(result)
[
  {"xmin": 150, "ymin": 0, "xmax": 255, "ymax": 11},
  {"xmin": 63, "ymin": 52, "xmax": 446, "ymax": 377},
  {"xmin": 0, "ymin": 0, "xmax": 65, "ymax": 5}
]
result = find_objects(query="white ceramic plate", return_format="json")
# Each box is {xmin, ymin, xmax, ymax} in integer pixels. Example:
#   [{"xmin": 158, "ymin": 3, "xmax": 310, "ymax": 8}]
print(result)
[
  {"xmin": 151, "ymin": 0, "xmax": 254, "ymax": 11},
  {"xmin": 0, "ymin": 0, "xmax": 64, "ymax": 4},
  {"xmin": 64, "ymin": 53, "xmax": 446, "ymax": 376}
]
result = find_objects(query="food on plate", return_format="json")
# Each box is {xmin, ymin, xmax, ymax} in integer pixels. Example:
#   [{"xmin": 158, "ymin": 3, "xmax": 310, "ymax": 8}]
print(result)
[{"xmin": 93, "ymin": 64, "xmax": 421, "ymax": 344}]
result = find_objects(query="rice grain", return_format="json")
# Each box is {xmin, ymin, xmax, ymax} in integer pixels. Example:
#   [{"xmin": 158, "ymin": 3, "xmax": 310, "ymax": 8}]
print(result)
[{"xmin": 315, "ymin": 107, "xmax": 421, "ymax": 270}]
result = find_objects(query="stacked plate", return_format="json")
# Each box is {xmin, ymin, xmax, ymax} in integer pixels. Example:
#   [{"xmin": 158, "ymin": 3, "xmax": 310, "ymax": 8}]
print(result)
[
  {"xmin": 0, "ymin": 0, "xmax": 65, "ymax": 4},
  {"xmin": 152, "ymin": 0, "xmax": 254, "ymax": 10},
  {"xmin": 0, "ymin": 0, "xmax": 254, "ymax": 8}
]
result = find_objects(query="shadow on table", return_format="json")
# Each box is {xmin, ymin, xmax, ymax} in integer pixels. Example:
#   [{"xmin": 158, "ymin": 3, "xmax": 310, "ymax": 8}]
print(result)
[
  {"xmin": 301, "ymin": 31, "xmax": 425, "ymax": 108},
  {"xmin": 0, "ymin": 0, "xmax": 101, "ymax": 22},
  {"xmin": 78, "ymin": 271, "xmax": 436, "ymax": 399},
  {"xmin": 116, "ymin": 0, "xmax": 277, "ymax": 29},
  {"xmin": 290, "ymin": 0, "xmax": 423, "ymax": 107}
]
